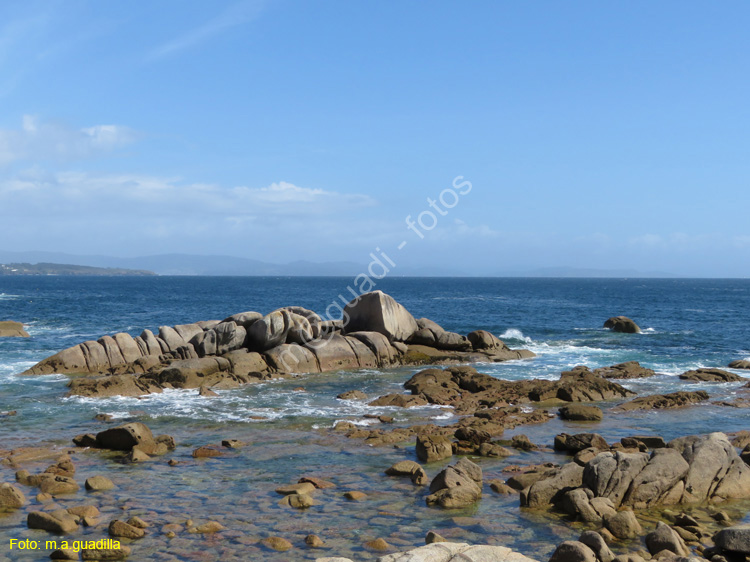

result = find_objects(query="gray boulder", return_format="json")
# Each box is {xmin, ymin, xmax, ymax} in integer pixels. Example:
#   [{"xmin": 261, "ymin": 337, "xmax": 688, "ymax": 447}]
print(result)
[
  {"xmin": 603, "ymin": 509, "xmax": 642, "ymax": 539},
  {"xmin": 247, "ymin": 309, "xmax": 292, "ymax": 351},
  {"xmin": 96, "ymin": 422, "xmax": 155, "ymax": 451},
  {"xmin": 713, "ymin": 524, "xmax": 750, "ymax": 554},
  {"xmin": 645, "ymin": 522, "xmax": 690, "ymax": 556},
  {"xmin": 548, "ymin": 541, "xmax": 597, "ymax": 562},
  {"xmin": 522, "ymin": 462, "xmax": 584, "ymax": 508},
  {"xmin": 426, "ymin": 459, "xmax": 482, "ymax": 509},
  {"xmin": 583, "ymin": 451, "xmax": 650, "ymax": 508},
  {"xmin": 342, "ymin": 291, "xmax": 418, "ymax": 342},
  {"xmin": 554, "ymin": 433, "xmax": 609, "ymax": 453},
  {"xmin": 578, "ymin": 531, "xmax": 614, "ymax": 562}
]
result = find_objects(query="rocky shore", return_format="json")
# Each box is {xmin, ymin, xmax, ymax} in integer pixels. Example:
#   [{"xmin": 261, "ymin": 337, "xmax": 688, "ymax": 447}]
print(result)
[
  {"xmin": 22, "ymin": 291, "xmax": 534, "ymax": 398},
  {"xmin": 6, "ymin": 292, "xmax": 750, "ymax": 561}
]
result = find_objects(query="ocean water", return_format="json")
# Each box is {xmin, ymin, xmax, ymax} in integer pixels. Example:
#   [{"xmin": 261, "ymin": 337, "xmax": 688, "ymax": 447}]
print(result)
[{"xmin": 1, "ymin": 277, "xmax": 750, "ymax": 560}]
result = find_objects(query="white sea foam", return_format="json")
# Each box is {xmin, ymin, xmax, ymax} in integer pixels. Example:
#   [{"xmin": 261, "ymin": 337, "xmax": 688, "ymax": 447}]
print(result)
[
  {"xmin": 0, "ymin": 293, "xmax": 20, "ymax": 300},
  {"xmin": 500, "ymin": 328, "xmax": 533, "ymax": 343}
]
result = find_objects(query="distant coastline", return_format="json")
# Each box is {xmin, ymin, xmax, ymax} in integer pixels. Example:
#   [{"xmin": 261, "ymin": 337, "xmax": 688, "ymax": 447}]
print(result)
[{"xmin": 0, "ymin": 262, "xmax": 156, "ymax": 276}]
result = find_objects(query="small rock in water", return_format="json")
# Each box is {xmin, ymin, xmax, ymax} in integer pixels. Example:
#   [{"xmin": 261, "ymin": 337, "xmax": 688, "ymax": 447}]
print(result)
[
  {"xmin": 425, "ymin": 530, "xmax": 446, "ymax": 544},
  {"xmin": 275, "ymin": 482, "xmax": 315, "ymax": 495},
  {"xmin": 198, "ymin": 386, "xmax": 218, "ymax": 397},
  {"xmin": 343, "ymin": 491, "xmax": 367, "ymax": 501},
  {"xmin": 298, "ymin": 476, "xmax": 336, "ymax": 489},
  {"xmin": 489, "ymin": 480, "xmax": 514, "ymax": 494},
  {"xmin": 94, "ymin": 414, "xmax": 113, "ymax": 422},
  {"xmin": 221, "ymin": 439, "xmax": 246, "ymax": 448},
  {"xmin": 192, "ymin": 446, "xmax": 222, "ymax": 458},
  {"xmin": 305, "ymin": 534, "xmax": 325, "ymax": 547},
  {"xmin": 127, "ymin": 516, "xmax": 148, "ymax": 529},
  {"xmin": 278, "ymin": 493, "xmax": 314, "ymax": 509},
  {"xmin": 190, "ymin": 521, "xmax": 225, "ymax": 533},
  {"xmin": 337, "ymin": 390, "xmax": 367, "ymax": 400},
  {"xmin": 261, "ymin": 536, "xmax": 293, "ymax": 552},
  {"xmin": 127, "ymin": 449, "xmax": 151, "ymax": 462},
  {"xmin": 363, "ymin": 538, "xmax": 392, "ymax": 552},
  {"xmin": 50, "ymin": 548, "xmax": 78, "ymax": 559},
  {"xmin": 85, "ymin": 475, "xmax": 114, "ymax": 491},
  {"xmin": 109, "ymin": 519, "xmax": 145, "ymax": 539}
]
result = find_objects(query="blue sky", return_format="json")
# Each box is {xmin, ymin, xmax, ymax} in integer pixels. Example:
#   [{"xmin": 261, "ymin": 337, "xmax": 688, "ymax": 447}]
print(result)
[{"xmin": 1, "ymin": 1, "xmax": 749, "ymax": 276}]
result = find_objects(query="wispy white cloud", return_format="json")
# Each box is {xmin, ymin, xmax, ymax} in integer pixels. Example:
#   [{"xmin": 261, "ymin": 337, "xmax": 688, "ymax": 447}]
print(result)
[
  {"xmin": 0, "ymin": 116, "xmax": 137, "ymax": 166},
  {"xmin": 0, "ymin": 171, "xmax": 376, "ymax": 216},
  {"xmin": 0, "ymin": 169, "xmax": 379, "ymax": 258},
  {"xmin": 148, "ymin": 0, "xmax": 266, "ymax": 61}
]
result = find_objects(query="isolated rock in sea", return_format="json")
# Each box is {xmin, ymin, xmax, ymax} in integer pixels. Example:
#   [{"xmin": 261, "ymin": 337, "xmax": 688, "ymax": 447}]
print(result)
[
  {"xmin": 604, "ymin": 316, "xmax": 641, "ymax": 334},
  {"xmin": 679, "ymin": 368, "xmax": 744, "ymax": 383},
  {"xmin": 22, "ymin": 291, "xmax": 534, "ymax": 399},
  {"xmin": 0, "ymin": 320, "xmax": 29, "ymax": 337},
  {"xmin": 729, "ymin": 360, "xmax": 750, "ymax": 370},
  {"xmin": 616, "ymin": 391, "xmax": 709, "ymax": 411}
]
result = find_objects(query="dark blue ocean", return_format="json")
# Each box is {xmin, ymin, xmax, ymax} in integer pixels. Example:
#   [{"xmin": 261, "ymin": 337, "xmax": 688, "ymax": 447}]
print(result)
[{"xmin": 1, "ymin": 277, "xmax": 750, "ymax": 560}]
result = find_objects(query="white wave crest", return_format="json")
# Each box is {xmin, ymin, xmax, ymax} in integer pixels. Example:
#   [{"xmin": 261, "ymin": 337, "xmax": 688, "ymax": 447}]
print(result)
[{"xmin": 500, "ymin": 328, "xmax": 533, "ymax": 343}]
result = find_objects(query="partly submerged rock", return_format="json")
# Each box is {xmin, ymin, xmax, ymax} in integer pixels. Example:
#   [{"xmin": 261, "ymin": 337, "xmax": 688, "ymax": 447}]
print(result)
[
  {"xmin": 616, "ymin": 391, "xmax": 709, "ymax": 411},
  {"xmin": 604, "ymin": 316, "xmax": 641, "ymax": 334},
  {"xmin": 0, "ymin": 320, "xmax": 29, "ymax": 338},
  {"xmin": 593, "ymin": 361, "xmax": 655, "ymax": 379},
  {"xmin": 679, "ymin": 368, "xmax": 744, "ymax": 383},
  {"xmin": 426, "ymin": 458, "xmax": 482, "ymax": 509}
]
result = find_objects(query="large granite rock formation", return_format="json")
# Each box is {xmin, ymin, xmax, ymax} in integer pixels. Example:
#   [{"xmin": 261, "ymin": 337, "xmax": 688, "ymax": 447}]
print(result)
[
  {"xmin": 21, "ymin": 292, "xmax": 534, "ymax": 398},
  {"xmin": 522, "ymin": 433, "xmax": 750, "ymax": 513}
]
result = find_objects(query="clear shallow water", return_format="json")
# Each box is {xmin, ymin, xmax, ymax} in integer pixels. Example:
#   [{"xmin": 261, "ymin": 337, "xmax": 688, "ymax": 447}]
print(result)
[{"xmin": 1, "ymin": 277, "xmax": 750, "ymax": 560}]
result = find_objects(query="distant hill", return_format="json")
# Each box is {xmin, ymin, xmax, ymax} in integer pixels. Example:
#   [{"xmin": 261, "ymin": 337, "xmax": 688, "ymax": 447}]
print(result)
[
  {"xmin": 525, "ymin": 266, "xmax": 676, "ymax": 278},
  {"xmin": 0, "ymin": 262, "xmax": 156, "ymax": 276}
]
